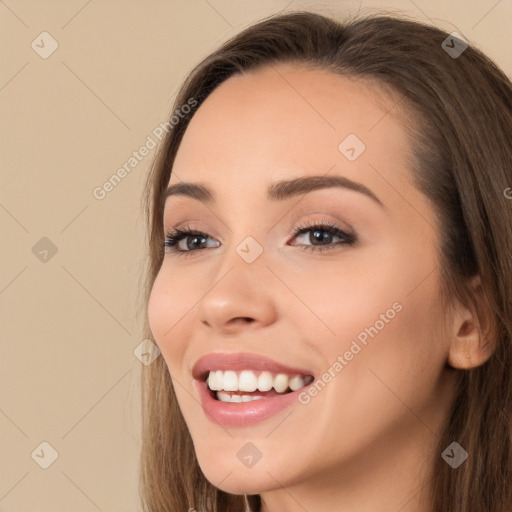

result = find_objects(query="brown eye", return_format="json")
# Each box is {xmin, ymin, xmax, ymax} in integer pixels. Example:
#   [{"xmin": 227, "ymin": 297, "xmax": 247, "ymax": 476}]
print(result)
[
  {"xmin": 290, "ymin": 222, "xmax": 357, "ymax": 252},
  {"xmin": 164, "ymin": 227, "xmax": 220, "ymax": 255}
]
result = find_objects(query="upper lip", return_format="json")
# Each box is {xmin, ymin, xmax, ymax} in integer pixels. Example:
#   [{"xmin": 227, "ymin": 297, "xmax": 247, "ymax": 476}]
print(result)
[{"xmin": 192, "ymin": 352, "xmax": 314, "ymax": 381}]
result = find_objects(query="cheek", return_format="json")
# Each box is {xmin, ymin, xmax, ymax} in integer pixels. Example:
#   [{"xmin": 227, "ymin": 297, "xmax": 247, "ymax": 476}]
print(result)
[
  {"xmin": 147, "ymin": 275, "xmax": 167, "ymax": 343},
  {"xmin": 147, "ymin": 269, "xmax": 189, "ymax": 370},
  {"xmin": 322, "ymin": 275, "xmax": 447, "ymax": 429},
  {"xmin": 310, "ymin": 242, "xmax": 446, "ymax": 368},
  {"xmin": 294, "ymin": 249, "xmax": 447, "ymax": 416}
]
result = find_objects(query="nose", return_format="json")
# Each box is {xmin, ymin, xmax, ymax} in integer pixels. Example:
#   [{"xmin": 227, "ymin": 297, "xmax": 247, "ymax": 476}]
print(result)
[{"xmin": 196, "ymin": 248, "xmax": 278, "ymax": 335}]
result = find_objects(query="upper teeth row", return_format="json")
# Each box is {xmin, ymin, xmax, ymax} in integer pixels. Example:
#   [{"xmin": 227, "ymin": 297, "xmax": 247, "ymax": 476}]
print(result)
[{"xmin": 207, "ymin": 370, "xmax": 312, "ymax": 393}]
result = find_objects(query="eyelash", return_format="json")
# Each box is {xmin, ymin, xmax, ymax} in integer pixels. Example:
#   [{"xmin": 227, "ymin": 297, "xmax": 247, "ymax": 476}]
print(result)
[{"xmin": 163, "ymin": 220, "xmax": 357, "ymax": 257}]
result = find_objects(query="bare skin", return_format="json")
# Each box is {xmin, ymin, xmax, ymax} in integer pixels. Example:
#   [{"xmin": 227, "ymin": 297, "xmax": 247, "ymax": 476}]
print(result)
[{"xmin": 147, "ymin": 63, "xmax": 492, "ymax": 512}]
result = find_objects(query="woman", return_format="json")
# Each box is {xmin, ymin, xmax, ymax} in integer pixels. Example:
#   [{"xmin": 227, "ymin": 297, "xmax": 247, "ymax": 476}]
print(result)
[{"xmin": 139, "ymin": 10, "xmax": 512, "ymax": 512}]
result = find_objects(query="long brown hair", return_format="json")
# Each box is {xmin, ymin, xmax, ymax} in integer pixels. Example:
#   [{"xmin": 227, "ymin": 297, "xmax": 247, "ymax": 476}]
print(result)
[{"xmin": 138, "ymin": 10, "xmax": 512, "ymax": 512}]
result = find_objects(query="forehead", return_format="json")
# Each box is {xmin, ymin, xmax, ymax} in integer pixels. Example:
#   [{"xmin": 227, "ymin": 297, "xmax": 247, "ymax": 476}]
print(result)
[{"xmin": 170, "ymin": 63, "xmax": 413, "ymax": 193}]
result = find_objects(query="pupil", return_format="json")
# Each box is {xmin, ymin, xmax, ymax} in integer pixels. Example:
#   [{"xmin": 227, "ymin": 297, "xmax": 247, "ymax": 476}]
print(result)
[
  {"xmin": 311, "ymin": 229, "xmax": 331, "ymax": 245},
  {"xmin": 188, "ymin": 235, "xmax": 206, "ymax": 249}
]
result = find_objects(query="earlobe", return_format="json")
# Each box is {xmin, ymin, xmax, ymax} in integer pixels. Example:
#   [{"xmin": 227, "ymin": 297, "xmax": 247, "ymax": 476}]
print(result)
[
  {"xmin": 447, "ymin": 322, "xmax": 489, "ymax": 370},
  {"xmin": 446, "ymin": 275, "xmax": 497, "ymax": 370}
]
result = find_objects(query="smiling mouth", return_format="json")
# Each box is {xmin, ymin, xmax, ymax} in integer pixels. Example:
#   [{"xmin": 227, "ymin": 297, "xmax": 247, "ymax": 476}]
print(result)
[{"xmin": 204, "ymin": 369, "xmax": 314, "ymax": 403}]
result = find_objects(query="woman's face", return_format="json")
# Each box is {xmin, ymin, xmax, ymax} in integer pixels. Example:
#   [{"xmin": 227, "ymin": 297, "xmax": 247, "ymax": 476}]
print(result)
[{"xmin": 147, "ymin": 64, "xmax": 458, "ymax": 501}]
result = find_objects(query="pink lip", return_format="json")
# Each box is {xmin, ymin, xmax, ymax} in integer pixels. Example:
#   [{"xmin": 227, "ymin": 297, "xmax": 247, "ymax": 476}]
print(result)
[
  {"xmin": 191, "ymin": 352, "xmax": 314, "ymax": 427},
  {"xmin": 195, "ymin": 379, "xmax": 307, "ymax": 427}
]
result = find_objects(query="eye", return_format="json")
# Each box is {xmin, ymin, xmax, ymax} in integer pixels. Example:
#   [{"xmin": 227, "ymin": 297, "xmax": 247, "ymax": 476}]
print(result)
[
  {"xmin": 163, "ymin": 225, "xmax": 220, "ymax": 256},
  {"xmin": 289, "ymin": 220, "xmax": 357, "ymax": 252},
  {"xmin": 163, "ymin": 220, "xmax": 357, "ymax": 257}
]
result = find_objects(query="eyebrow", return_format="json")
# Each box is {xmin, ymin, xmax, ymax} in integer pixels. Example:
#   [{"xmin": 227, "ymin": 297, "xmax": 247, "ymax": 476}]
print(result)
[{"xmin": 161, "ymin": 175, "xmax": 384, "ymax": 209}]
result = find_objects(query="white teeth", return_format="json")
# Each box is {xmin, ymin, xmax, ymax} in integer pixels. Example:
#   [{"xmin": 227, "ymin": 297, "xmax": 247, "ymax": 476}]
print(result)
[
  {"xmin": 257, "ymin": 371, "xmax": 273, "ymax": 392},
  {"xmin": 217, "ymin": 391, "xmax": 266, "ymax": 403},
  {"xmin": 215, "ymin": 370, "xmax": 223, "ymax": 390},
  {"xmin": 273, "ymin": 373, "xmax": 289, "ymax": 393},
  {"xmin": 208, "ymin": 371, "xmax": 221, "ymax": 391},
  {"xmin": 238, "ymin": 370, "xmax": 258, "ymax": 392},
  {"xmin": 222, "ymin": 370, "xmax": 238, "ymax": 392},
  {"xmin": 241, "ymin": 394, "xmax": 263, "ymax": 402},
  {"xmin": 206, "ymin": 369, "xmax": 311, "ymax": 394},
  {"xmin": 289, "ymin": 375, "xmax": 306, "ymax": 391}
]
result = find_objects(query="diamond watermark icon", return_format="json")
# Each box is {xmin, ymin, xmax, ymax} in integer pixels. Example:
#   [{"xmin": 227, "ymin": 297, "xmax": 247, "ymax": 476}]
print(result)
[
  {"xmin": 134, "ymin": 339, "xmax": 161, "ymax": 366},
  {"xmin": 236, "ymin": 236, "xmax": 263, "ymax": 264},
  {"xmin": 31, "ymin": 441, "xmax": 59, "ymax": 469},
  {"xmin": 441, "ymin": 32, "xmax": 468, "ymax": 59},
  {"xmin": 32, "ymin": 237, "xmax": 58, "ymax": 263},
  {"xmin": 338, "ymin": 133, "xmax": 366, "ymax": 161},
  {"xmin": 441, "ymin": 441, "xmax": 468, "ymax": 468},
  {"xmin": 237, "ymin": 442, "xmax": 263, "ymax": 468},
  {"xmin": 31, "ymin": 32, "xmax": 59, "ymax": 59}
]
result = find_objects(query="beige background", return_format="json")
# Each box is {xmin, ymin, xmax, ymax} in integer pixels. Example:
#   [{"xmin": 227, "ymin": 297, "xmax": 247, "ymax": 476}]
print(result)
[{"xmin": 0, "ymin": 0, "xmax": 510, "ymax": 510}]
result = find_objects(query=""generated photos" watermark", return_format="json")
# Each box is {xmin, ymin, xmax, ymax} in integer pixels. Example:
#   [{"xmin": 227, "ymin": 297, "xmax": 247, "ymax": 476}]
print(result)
[{"xmin": 298, "ymin": 301, "xmax": 403, "ymax": 405}]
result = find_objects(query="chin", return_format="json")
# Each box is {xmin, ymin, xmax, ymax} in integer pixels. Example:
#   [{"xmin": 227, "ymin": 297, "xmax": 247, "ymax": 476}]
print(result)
[{"xmin": 197, "ymin": 456, "xmax": 283, "ymax": 495}]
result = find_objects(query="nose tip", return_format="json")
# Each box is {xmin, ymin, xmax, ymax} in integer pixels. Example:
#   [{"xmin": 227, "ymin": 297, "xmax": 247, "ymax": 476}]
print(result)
[{"xmin": 196, "ymin": 266, "xmax": 277, "ymax": 334}]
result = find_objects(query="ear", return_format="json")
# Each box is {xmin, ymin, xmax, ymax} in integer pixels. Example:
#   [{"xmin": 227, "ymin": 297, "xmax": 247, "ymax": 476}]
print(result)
[{"xmin": 447, "ymin": 275, "xmax": 498, "ymax": 370}]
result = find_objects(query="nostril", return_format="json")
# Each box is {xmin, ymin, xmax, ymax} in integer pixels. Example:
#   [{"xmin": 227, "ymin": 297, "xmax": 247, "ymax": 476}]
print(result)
[{"xmin": 231, "ymin": 317, "xmax": 255, "ymax": 325}]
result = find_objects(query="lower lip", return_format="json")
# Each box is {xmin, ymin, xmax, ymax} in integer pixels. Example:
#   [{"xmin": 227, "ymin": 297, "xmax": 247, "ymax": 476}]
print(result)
[{"xmin": 195, "ymin": 379, "xmax": 305, "ymax": 427}]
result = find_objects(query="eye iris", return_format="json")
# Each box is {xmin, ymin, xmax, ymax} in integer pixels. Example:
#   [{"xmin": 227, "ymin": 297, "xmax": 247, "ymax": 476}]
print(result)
[
  {"xmin": 187, "ymin": 235, "xmax": 207, "ymax": 250},
  {"xmin": 311, "ymin": 229, "xmax": 332, "ymax": 245}
]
